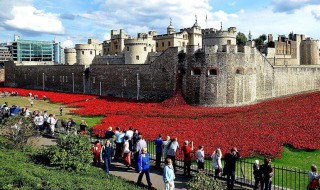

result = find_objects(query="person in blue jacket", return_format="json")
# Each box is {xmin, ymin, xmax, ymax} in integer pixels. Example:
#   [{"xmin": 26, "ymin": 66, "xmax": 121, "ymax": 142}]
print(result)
[{"xmin": 137, "ymin": 147, "xmax": 153, "ymax": 188}]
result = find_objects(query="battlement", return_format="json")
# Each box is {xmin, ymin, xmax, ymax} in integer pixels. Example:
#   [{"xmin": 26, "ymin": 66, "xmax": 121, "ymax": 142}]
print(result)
[
  {"xmin": 64, "ymin": 48, "xmax": 76, "ymax": 53},
  {"xmin": 203, "ymin": 27, "xmax": 237, "ymax": 38},
  {"xmin": 203, "ymin": 45, "xmax": 255, "ymax": 55}
]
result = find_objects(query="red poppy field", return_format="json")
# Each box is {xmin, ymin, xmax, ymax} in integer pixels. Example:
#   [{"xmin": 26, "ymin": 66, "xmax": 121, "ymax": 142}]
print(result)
[{"xmin": 1, "ymin": 87, "xmax": 320, "ymax": 158}]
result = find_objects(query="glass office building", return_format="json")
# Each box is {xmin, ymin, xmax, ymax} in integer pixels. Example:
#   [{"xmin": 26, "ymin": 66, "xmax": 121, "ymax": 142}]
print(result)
[{"xmin": 11, "ymin": 40, "xmax": 54, "ymax": 62}]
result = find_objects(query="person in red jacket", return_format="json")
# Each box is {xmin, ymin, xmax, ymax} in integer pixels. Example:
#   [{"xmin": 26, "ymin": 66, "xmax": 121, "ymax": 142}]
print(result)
[
  {"xmin": 182, "ymin": 140, "xmax": 193, "ymax": 177},
  {"xmin": 91, "ymin": 141, "xmax": 102, "ymax": 167}
]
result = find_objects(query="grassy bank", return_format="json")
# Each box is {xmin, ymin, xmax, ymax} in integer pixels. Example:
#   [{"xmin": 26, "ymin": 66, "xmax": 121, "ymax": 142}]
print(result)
[{"xmin": 0, "ymin": 148, "xmax": 143, "ymax": 190}]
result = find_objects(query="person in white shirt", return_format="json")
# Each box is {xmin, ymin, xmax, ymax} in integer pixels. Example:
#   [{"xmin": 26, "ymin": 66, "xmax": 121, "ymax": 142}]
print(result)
[
  {"xmin": 34, "ymin": 114, "xmax": 44, "ymax": 131},
  {"xmin": 25, "ymin": 108, "xmax": 31, "ymax": 117},
  {"xmin": 197, "ymin": 145, "xmax": 205, "ymax": 171},
  {"xmin": 47, "ymin": 114, "xmax": 57, "ymax": 135}
]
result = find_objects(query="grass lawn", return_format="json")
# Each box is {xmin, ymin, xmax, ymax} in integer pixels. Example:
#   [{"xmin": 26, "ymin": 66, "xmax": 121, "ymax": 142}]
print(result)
[
  {"xmin": 0, "ymin": 96, "xmax": 103, "ymax": 128},
  {"xmin": 0, "ymin": 148, "xmax": 144, "ymax": 190}
]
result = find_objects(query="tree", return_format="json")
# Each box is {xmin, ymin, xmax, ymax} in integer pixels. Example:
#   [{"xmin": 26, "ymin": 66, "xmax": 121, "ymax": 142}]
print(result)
[
  {"xmin": 236, "ymin": 32, "xmax": 248, "ymax": 46},
  {"xmin": 254, "ymin": 34, "xmax": 267, "ymax": 47}
]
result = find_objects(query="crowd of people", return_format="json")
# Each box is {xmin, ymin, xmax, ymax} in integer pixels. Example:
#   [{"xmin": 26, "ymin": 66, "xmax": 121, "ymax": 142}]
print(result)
[
  {"xmin": 0, "ymin": 92, "xmax": 87, "ymax": 136},
  {"xmin": 89, "ymin": 126, "xmax": 273, "ymax": 190},
  {"xmin": 90, "ymin": 126, "xmax": 320, "ymax": 190}
]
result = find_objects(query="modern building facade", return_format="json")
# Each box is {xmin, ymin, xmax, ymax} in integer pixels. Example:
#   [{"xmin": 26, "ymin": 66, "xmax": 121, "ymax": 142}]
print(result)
[{"xmin": 0, "ymin": 46, "xmax": 11, "ymax": 62}]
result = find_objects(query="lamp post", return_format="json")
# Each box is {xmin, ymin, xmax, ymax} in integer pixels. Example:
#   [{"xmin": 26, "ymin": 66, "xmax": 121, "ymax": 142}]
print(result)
[
  {"xmin": 42, "ymin": 73, "xmax": 45, "ymax": 90},
  {"xmin": 136, "ymin": 73, "xmax": 140, "ymax": 100},
  {"xmin": 72, "ymin": 73, "xmax": 74, "ymax": 93},
  {"xmin": 83, "ymin": 73, "xmax": 85, "ymax": 94}
]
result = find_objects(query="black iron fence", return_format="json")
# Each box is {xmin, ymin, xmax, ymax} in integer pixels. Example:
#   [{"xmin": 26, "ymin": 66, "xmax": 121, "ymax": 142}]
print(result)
[{"xmin": 147, "ymin": 142, "xmax": 309, "ymax": 189}]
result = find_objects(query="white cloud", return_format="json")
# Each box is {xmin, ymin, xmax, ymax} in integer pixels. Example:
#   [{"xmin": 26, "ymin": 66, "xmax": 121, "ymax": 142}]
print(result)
[
  {"xmin": 4, "ymin": 6, "xmax": 65, "ymax": 35},
  {"xmin": 272, "ymin": 0, "xmax": 320, "ymax": 13},
  {"xmin": 312, "ymin": 7, "xmax": 320, "ymax": 20},
  {"xmin": 96, "ymin": 0, "xmax": 238, "ymax": 34},
  {"xmin": 226, "ymin": 5, "xmax": 320, "ymax": 40},
  {"xmin": 61, "ymin": 39, "xmax": 74, "ymax": 48}
]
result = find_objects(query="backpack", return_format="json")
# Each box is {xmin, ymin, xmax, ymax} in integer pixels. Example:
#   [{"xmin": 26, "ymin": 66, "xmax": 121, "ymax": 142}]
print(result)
[{"xmin": 309, "ymin": 178, "xmax": 320, "ymax": 190}]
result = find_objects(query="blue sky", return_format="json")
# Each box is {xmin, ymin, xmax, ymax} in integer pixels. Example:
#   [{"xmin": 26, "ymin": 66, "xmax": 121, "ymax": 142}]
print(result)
[{"xmin": 0, "ymin": 0, "xmax": 319, "ymax": 47}]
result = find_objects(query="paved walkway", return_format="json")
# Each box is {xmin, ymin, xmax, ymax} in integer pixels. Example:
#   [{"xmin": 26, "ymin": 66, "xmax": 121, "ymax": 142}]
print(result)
[{"xmin": 36, "ymin": 135, "xmax": 251, "ymax": 190}]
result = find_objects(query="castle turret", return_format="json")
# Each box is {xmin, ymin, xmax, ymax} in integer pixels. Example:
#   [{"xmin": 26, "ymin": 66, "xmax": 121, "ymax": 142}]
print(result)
[
  {"xmin": 300, "ymin": 38, "xmax": 319, "ymax": 65},
  {"xmin": 64, "ymin": 48, "xmax": 76, "ymax": 65},
  {"xmin": 202, "ymin": 27, "xmax": 237, "ymax": 47},
  {"xmin": 124, "ymin": 33, "xmax": 155, "ymax": 64},
  {"xmin": 75, "ymin": 39, "xmax": 102, "ymax": 65}
]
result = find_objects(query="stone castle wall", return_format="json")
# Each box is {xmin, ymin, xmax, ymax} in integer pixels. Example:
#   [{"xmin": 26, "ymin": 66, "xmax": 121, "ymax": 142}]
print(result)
[
  {"xmin": 4, "ymin": 47, "xmax": 179, "ymax": 101},
  {"xmin": 4, "ymin": 44, "xmax": 320, "ymax": 106},
  {"xmin": 183, "ymin": 45, "xmax": 320, "ymax": 106}
]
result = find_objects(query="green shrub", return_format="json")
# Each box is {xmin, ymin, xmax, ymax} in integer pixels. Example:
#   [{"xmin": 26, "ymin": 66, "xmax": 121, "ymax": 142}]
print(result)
[
  {"xmin": 38, "ymin": 133, "xmax": 92, "ymax": 172},
  {"xmin": 0, "ymin": 116, "xmax": 36, "ymax": 149},
  {"xmin": 0, "ymin": 149, "xmax": 143, "ymax": 190},
  {"xmin": 188, "ymin": 172, "xmax": 221, "ymax": 190}
]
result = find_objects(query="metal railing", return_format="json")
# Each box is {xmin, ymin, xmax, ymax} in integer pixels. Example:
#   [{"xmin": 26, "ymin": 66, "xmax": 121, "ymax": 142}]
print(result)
[{"xmin": 147, "ymin": 142, "xmax": 309, "ymax": 189}]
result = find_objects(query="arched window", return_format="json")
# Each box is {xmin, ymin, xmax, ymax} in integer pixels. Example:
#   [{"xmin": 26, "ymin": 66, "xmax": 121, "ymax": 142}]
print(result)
[
  {"xmin": 235, "ymin": 67, "xmax": 244, "ymax": 75},
  {"xmin": 208, "ymin": 68, "xmax": 218, "ymax": 76},
  {"xmin": 191, "ymin": 68, "xmax": 201, "ymax": 75}
]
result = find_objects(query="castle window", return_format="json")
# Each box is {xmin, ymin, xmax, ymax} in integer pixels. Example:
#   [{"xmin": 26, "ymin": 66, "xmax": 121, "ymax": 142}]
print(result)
[
  {"xmin": 127, "ymin": 47, "xmax": 129, "ymax": 51},
  {"xmin": 208, "ymin": 69, "xmax": 218, "ymax": 76},
  {"xmin": 227, "ymin": 40, "xmax": 231, "ymax": 45},
  {"xmin": 107, "ymin": 48, "xmax": 109, "ymax": 52},
  {"xmin": 136, "ymin": 56, "xmax": 139, "ymax": 60},
  {"xmin": 168, "ymin": 41, "xmax": 171, "ymax": 46},
  {"xmin": 162, "ymin": 42, "xmax": 164, "ymax": 47},
  {"xmin": 115, "ymin": 45, "xmax": 118, "ymax": 49},
  {"xmin": 82, "ymin": 51, "xmax": 84, "ymax": 55},
  {"xmin": 144, "ymin": 47, "xmax": 147, "ymax": 51},
  {"xmin": 236, "ymin": 68, "xmax": 245, "ymax": 75},
  {"xmin": 191, "ymin": 68, "xmax": 201, "ymax": 76},
  {"xmin": 93, "ymin": 77, "xmax": 95, "ymax": 84},
  {"xmin": 62, "ymin": 76, "xmax": 65, "ymax": 83},
  {"xmin": 156, "ymin": 42, "xmax": 158, "ymax": 47}
]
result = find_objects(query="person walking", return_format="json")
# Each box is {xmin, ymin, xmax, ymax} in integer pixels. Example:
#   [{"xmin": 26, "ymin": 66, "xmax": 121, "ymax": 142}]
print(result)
[
  {"xmin": 137, "ymin": 147, "xmax": 152, "ymax": 188},
  {"xmin": 166, "ymin": 137, "xmax": 179, "ymax": 173},
  {"xmin": 224, "ymin": 147, "xmax": 241, "ymax": 190},
  {"xmin": 211, "ymin": 148, "xmax": 222, "ymax": 179},
  {"xmin": 47, "ymin": 114, "xmax": 57, "ymax": 136},
  {"xmin": 260, "ymin": 158, "xmax": 273, "ymax": 190},
  {"xmin": 182, "ymin": 140, "xmax": 193, "ymax": 177},
  {"xmin": 308, "ymin": 164, "xmax": 320, "ymax": 190},
  {"xmin": 115, "ymin": 127, "xmax": 124, "ymax": 159},
  {"xmin": 154, "ymin": 134, "xmax": 164, "ymax": 169},
  {"xmin": 100, "ymin": 139, "xmax": 114, "ymax": 175},
  {"xmin": 163, "ymin": 158, "xmax": 175, "ymax": 190},
  {"xmin": 253, "ymin": 160, "xmax": 262, "ymax": 190},
  {"xmin": 197, "ymin": 145, "xmax": 205, "ymax": 172},
  {"xmin": 122, "ymin": 135, "xmax": 131, "ymax": 167},
  {"xmin": 91, "ymin": 141, "xmax": 102, "ymax": 167}
]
